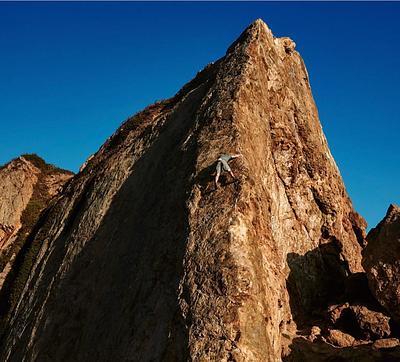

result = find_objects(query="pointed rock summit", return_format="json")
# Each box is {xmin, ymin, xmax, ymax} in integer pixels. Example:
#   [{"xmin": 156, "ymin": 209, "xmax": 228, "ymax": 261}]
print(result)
[{"xmin": 0, "ymin": 20, "xmax": 369, "ymax": 361}]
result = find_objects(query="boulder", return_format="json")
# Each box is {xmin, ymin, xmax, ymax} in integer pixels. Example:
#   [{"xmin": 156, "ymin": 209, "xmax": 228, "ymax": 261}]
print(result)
[
  {"xmin": 326, "ymin": 329, "xmax": 355, "ymax": 347},
  {"xmin": 372, "ymin": 338, "xmax": 400, "ymax": 350},
  {"xmin": 327, "ymin": 302, "xmax": 349, "ymax": 324},
  {"xmin": 308, "ymin": 326, "xmax": 321, "ymax": 342},
  {"xmin": 363, "ymin": 204, "xmax": 400, "ymax": 322},
  {"xmin": 336, "ymin": 305, "xmax": 391, "ymax": 340}
]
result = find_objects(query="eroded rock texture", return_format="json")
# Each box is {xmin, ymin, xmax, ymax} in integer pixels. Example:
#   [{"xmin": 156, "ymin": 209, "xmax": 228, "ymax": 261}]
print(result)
[
  {"xmin": 0, "ymin": 20, "xmax": 368, "ymax": 361},
  {"xmin": 363, "ymin": 204, "xmax": 400, "ymax": 322}
]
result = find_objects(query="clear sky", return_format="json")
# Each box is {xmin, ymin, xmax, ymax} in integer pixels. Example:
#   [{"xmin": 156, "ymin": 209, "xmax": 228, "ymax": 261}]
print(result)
[{"xmin": 0, "ymin": 2, "xmax": 399, "ymax": 229}]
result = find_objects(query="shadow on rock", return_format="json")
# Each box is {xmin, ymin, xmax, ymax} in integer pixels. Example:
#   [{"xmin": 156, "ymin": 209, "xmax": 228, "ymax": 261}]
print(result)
[
  {"xmin": 286, "ymin": 240, "xmax": 349, "ymax": 328},
  {"xmin": 344, "ymin": 272, "xmax": 378, "ymax": 307},
  {"xmin": 284, "ymin": 240, "xmax": 400, "ymax": 360}
]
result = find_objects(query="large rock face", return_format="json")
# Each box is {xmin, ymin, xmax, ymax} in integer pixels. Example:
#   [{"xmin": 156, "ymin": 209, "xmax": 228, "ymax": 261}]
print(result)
[
  {"xmin": 363, "ymin": 204, "xmax": 400, "ymax": 322},
  {"xmin": 0, "ymin": 20, "xmax": 366, "ymax": 361}
]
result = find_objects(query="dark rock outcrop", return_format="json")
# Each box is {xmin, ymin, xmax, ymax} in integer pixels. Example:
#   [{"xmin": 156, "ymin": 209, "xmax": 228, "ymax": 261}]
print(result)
[
  {"xmin": 363, "ymin": 204, "xmax": 400, "ymax": 322},
  {"xmin": 336, "ymin": 305, "xmax": 391, "ymax": 340}
]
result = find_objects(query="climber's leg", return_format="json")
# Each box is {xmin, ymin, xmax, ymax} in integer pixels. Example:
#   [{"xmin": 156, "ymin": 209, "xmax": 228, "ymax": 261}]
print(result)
[
  {"xmin": 220, "ymin": 160, "xmax": 235, "ymax": 180},
  {"xmin": 215, "ymin": 162, "xmax": 222, "ymax": 187}
]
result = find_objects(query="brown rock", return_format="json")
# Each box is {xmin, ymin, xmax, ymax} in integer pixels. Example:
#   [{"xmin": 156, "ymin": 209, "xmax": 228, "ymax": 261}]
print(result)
[
  {"xmin": 327, "ymin": 302, "xmax": 349, "ymax": 324},
  {"xmin": 372, "ymin": 338, "xmax": 400, "ymax": 349},
  {"xmin": 0, "ymin": 155, "xmax": 72, "ymax": 288},
  {"xmin": 0, "ymin": 156, "xmax": 39, "ymax": 253},
  {"xmin": 285, "ymin": 336, "xmax": 400, "ymax": 361},
  {"xmin": 0, "ymin": 19, "xmax": 366, "ymax": 361},
  {"xmin": 336, "ymin": 305, "xmax": 391, "ymax": 340},
  {"xmin": 353, "ymin": 339, "xmax": 371, "ymax": 346},
  {"xmin": 0, "ymin": 154, "xmax": 72, "ymax": 331},
  {"xmin": 308, "ymin": 326, "xmax": 321, "ymax": 342},
  {"xmin": 79, "ymin": 154, "xmax": 94, "ymax": 173},
  {"xmin": 363, "ymin": 204, "xmax": 400, "ymax": 322},
  {"xmin": 326, "ymin": 329, "xmax": 355, "ymax": 347}
]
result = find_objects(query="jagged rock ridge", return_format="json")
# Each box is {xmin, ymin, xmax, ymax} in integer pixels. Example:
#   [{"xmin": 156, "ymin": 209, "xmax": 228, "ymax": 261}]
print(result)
[{"xmin": 0, "ymin": 20, "xmax": 374, "ymax": 361}]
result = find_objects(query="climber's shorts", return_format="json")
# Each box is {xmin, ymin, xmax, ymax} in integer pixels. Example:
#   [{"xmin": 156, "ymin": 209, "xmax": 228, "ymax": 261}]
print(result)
[{"xmin": 216, "ymin": 159, "xmax": 231, "ymax": 174}]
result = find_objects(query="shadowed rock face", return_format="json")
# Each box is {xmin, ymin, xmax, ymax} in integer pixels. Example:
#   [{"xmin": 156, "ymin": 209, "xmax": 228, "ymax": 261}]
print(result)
[
  {"xmin": 363, "ymin": 204, "xmax": 400, "ymax": 322},
  {"xmin": 0, "ymin": 20, "xmax": 366, "ymax": 361}
]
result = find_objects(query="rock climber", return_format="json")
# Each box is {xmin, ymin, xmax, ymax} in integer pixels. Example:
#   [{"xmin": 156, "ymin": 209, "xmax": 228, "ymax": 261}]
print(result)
[{"xmin": 215, "ymin": 153, "xmax": 242, "ymax": 188}]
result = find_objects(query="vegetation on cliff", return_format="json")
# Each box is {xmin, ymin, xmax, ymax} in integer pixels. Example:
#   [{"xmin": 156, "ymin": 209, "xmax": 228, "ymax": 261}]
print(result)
[{"xmin": 0, "ymin": 154, "xmax": 72, "ymax": 335}]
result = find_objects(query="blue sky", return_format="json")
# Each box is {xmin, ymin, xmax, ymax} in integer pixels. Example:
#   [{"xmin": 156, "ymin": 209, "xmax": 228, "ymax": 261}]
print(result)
[{"xmin": 0, "ymin": 2, "xmax": 399, "ymax": 229}]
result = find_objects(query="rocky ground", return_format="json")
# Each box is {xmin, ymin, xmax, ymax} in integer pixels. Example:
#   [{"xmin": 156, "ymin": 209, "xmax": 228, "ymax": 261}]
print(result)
[
  {"xmin": 0, "ymin": 20, "xmax": 398, "ymax": 362},
  {"xmin": 282, "ymin": 204, "xmax": 400, "ymax": 360}
]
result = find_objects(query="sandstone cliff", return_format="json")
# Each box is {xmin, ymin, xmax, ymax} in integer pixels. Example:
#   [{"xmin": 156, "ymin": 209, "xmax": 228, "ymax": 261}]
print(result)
[{"xmin": 0, "ymin": 20, "xmax": 383, "ymax": 361}]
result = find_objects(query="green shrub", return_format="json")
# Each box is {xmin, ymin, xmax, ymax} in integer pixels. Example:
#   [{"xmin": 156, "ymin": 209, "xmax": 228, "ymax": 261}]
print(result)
[{"xmin": 21, "ymin": 153, "xmax": 73, "ymax": 175}]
